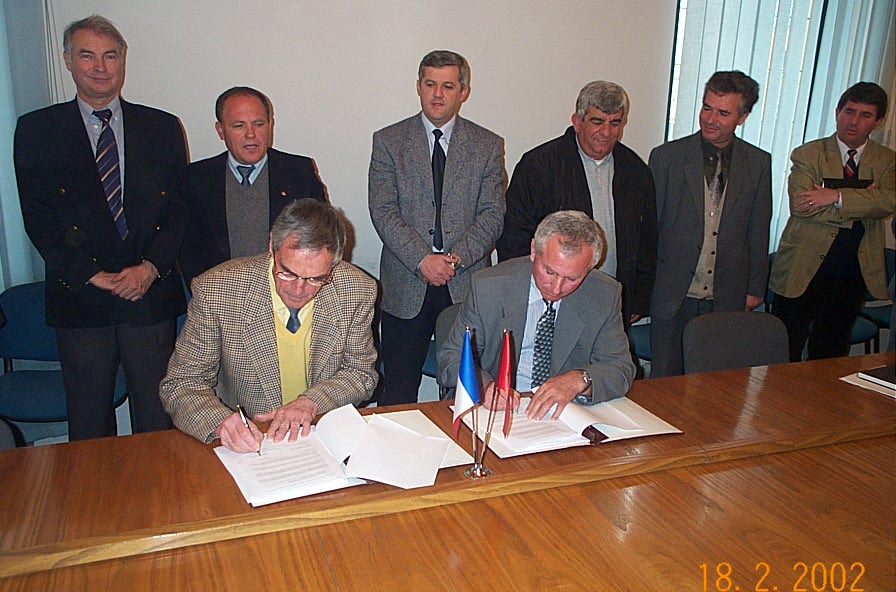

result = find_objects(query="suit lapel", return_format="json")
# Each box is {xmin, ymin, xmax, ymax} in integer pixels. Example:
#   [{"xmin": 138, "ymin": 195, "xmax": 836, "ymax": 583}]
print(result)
[
  {"xmin": 61, "ymin": 101, "xmax": 121, "ymax": 238},
  {"xmin": 502, "ymin": 261, "xmax": 533, "ymax": 363},
  {"xmin": 307, "ymin": 273, "xmax": 343, "ymax": 383},
  {"xmin": 442, "ymin": 116, "xmax": 469, "ymax": 201},
  {"xmin": 204, "ymin": 153, "xmax": 232, "ymax": 258},
  {"xmin": 685, "ymin": 134, "xmax": 705, "ymax": 216},
  {"xmin": 406, "ymin": 116, "xmax": 434, "ymax": 203},
  {"xmin": 821, "ymin": 135, "xmax": 844, "ymax": 178},
  {"xmin": 239, "ymin": 258, "xmax": 282, "ymax": 404},
  {"xmin": 552, "ymin": 279, "xmax": 588, "ymax": 372}
]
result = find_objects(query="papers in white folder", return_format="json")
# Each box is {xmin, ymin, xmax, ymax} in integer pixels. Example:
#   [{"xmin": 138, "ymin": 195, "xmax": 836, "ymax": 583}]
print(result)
[
  {"xmin": 462, "ymin": 396, "xmax": 681, "ymax": 458},
  {"xmin": 215, "ymin": 405, "xmax": 472, "ymax": 506}
]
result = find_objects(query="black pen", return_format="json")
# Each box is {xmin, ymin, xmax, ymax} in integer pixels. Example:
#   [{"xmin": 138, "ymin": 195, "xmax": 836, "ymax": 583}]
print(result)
[{"xmin": 236, "ymin": 404, "xmax": 261, "ymax": 457}]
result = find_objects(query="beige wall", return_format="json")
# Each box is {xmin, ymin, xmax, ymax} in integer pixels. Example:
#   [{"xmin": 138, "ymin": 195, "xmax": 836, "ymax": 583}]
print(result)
[{"xmin": 48, "ymin": 0, "xmax": 678, "ymax": 274}]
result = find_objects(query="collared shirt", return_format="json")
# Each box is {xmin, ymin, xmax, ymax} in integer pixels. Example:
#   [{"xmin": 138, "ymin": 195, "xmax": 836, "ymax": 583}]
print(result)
[
  {"xmin": 701, "ymin": 137, "xmax": 732, "ymax": 190},
  {"xmin": 268, "ymin": 258, "xmax": 314, "ymax": 403},
  {"xmin": 832, "ymin": 137, "xmax": 868, "ymax": 209},
  {"xmin": 576, "ymin": 141, "xmax": 617, "ymax": 278},
  {"xmin": 835, "ymin": 136, "xmax": 867, "ymax": 166},
  {"xmin": 516, "ymin": 277, "xmax": 563, "ymax": 392},
  {"xmin": 78, "ymin": 96, "xmax": 125, "ymax": 200},
  {"xmin": 420, "ymin": 113, "xmax": 456, "ymax": 157},
  {"xmin": 268, "ymin": 258, "xmax": 314, "ymax": 330},
  {"xmin": 228, "ymin": 151, "xmax": 268, "ymax": 186},
  {"xmin": 420, "ymin": 113, "xmax": 456, "ymax": 256}
]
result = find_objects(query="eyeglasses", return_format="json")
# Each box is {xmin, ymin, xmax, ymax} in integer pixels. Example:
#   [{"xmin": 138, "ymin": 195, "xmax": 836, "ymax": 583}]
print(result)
[{"xmin": 273, "ymin": 267, "xmax": 333, "ymax": 287}]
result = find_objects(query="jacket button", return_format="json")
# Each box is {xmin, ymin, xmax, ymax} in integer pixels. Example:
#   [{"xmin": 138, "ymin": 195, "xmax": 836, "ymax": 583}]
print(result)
[{"xmin": 429, "ymin": 229, "xmax": 434, "ymax": 235}]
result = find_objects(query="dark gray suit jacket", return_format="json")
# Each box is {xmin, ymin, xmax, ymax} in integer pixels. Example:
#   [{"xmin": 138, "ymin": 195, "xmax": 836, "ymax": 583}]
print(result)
[
  {"xmin": 437, "ymin": 257, "xmax": 635, "ymax": 404},
  {"xmin": 648, "ymin": 132, "xmax": 772, "ymax": 320},
  {"xmin": 368, "ymin": 113, "xmax": 506, "ymax": 318}
]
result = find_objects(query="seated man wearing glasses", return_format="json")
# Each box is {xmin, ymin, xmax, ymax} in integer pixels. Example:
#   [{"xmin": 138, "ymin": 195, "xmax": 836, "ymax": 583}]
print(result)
[{"xmin": 161, "ymin": 199, "xmax": 378, "ymax": 453}]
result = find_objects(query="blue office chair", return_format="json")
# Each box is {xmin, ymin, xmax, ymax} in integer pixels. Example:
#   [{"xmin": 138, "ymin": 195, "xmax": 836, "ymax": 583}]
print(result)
[
  {"xmin": 767, "ymin": 252, "xmax": 879, "ymax": 355},
  {"xmin": 0, "ymin": 282, "xmax": 128, "ymax": 443},
  {"xmin": 628, "ymin": 322, "xmax": 651, "ymax": 362},
  {"xmin": 433, "ymin": 303, "xmax": 462, "ymax": 400},
  {"xmin": 860, "ymin": 248, "xmax": 894, "ymax": 330}
]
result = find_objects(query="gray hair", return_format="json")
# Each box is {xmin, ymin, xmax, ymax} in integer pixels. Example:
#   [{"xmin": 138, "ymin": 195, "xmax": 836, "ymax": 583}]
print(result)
[
  {"xmin": 533, "ymin": 210, "xmax": 606, "ymax": 269},
  {"xmin": 271, "ymin": 199, "xmax": 345, "ymax": 264},
  {"xmin": 576, "ymin": 81, "xmax": 629, "ymax": 119},
  {"xmin": 418, "ymin": 50, "xmax": 470, "ymax": 90},
  {"xmin": 63, "ymin": 15, "xmax": 127, "ymax": 56}
]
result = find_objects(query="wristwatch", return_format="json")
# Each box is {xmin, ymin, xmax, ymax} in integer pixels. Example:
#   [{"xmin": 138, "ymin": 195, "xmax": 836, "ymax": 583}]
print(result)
[{"xmin": 573, "ymin": 370, "xmax": 594, "ymax": 405}]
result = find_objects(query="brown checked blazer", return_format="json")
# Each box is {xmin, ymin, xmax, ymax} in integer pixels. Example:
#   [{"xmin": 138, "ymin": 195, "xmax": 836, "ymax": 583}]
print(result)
[{"xmin": 160, "ymin": 254, "xmax": 378, "ymax": 443}]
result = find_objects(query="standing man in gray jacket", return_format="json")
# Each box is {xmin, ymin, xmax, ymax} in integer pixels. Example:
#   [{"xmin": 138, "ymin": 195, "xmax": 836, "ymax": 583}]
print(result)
[{"xmin": 369, "ymin": 50, "xmax": 505, "ymax": 405}]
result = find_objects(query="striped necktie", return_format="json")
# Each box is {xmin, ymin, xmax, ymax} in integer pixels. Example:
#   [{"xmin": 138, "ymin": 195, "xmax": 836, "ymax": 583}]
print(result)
[
  {"xmin": 843, "ymin": 149, "xmax": 857, "ymax": 179},
  {"xmin": 93, "ymin": 109, "xmax": 128, "ymax": 239}
]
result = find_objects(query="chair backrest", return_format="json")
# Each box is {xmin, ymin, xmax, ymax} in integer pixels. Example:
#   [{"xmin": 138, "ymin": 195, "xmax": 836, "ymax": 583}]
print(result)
[
  {"xmin": 434, "ymin": 304, "xmax": 462, "ymax": 393},
  {"xmin": 682, "ymin": 311, "xmax": 789, "ymax": 374},
  {"xmin": 0, "ymin": 282, "xmax": 59, "ymax": 362}
]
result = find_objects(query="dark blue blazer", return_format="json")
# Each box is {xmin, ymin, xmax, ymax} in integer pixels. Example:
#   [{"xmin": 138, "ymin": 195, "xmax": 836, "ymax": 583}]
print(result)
[
  {"xmin": 179, "ymin": 148, "xmax": 325, "ymax": 284},
  {"xmin": 14, "ymin": 98, "xmax": 188, "ymax": 328}
]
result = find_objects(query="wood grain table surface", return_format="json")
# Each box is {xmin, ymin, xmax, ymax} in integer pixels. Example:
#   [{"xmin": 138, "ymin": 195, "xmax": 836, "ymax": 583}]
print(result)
[
  {"xmin": 0, "ymin": 353, "xmax": 892, "ymax": 580},
  {"xmin": 2, "ymin": 437, "xmax": 891, "ymax": 591}
]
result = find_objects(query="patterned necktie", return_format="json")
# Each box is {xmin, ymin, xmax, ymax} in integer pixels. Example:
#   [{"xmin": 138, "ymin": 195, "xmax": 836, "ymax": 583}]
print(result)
[
  {"xmin": 431, "ymin": 129, "xmax": 446, "ymax": 251},
  {"xmin": 286, "ymin": 308, "xmax": 300, "ymax": 333},
  {"xmin": 237, "ymin": 165, "xmax": 255, "ymax": 187},
  {"xmin": 531, "ymin": 299, "xmax": 556, "ymax": 388},
  {"xmin": 844, "ymin": 149, "xmax": 857, "ymax": 179},
  {"xmin": 709, "ymin": 152, "xmax": 724, "ymax": 207},
  {"xmin": 93, "ymin": 109, "xmax": 128, "ymax": 239}
]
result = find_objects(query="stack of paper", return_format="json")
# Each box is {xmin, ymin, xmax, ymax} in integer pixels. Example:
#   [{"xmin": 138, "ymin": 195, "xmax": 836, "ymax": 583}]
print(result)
[
  {"xmin": 462, "ymin": 397, "xmax": 681, "ymax": 458},
  {"xmin": 215, "ymin": 405, "xmax": 473, "ymax": 506}
]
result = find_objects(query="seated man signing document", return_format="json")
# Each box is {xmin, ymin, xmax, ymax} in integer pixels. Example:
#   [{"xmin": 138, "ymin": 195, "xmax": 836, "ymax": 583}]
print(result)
[
  {"xmin": 438, "ymin": 210, "xmax": 635, "ymax": 420},
  {"xmin": 160, "ymin": 199, "xmax": 378, "ymax": 452}
]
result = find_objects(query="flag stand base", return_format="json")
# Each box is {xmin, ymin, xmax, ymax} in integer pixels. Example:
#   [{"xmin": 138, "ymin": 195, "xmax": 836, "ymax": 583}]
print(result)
[{"xmin": 464, "ymin": 463, "xmax": 492, "ymax": 479}]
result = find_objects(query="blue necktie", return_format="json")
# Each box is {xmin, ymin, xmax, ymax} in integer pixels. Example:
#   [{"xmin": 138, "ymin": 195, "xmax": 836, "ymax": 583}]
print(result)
[
  {"xmin": 93, "ymin": 109, "xmax": 128, "ymax": 239},
  {"xmin": 286, "ymin": 308, "xmax": 300, "ymax": 333},
  {"xmin": 237, "ymin": 164, "xmax": 255, "ymax": 187}
]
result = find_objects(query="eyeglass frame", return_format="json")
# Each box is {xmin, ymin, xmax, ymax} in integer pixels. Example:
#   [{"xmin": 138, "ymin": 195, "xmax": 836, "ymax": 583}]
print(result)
[{"xmin": 272, "ymin": 265, "xmax": 334, "ymax": 287}]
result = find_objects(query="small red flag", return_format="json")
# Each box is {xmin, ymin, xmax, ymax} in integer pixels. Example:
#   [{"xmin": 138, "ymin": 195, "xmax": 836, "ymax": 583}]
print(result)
[{"xmin": 496, "ymin": 330, "xmax": 513, "ymax": 437}]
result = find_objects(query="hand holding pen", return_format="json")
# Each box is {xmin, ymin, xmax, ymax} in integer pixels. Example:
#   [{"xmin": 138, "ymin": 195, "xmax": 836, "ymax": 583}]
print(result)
[
  {"xmin": 236, "ymin": 405, "xmax": 263, "ymax": 456},
  {"xmin": 215, "ymin": 405, "xmax": 264, "ymax": 455}
]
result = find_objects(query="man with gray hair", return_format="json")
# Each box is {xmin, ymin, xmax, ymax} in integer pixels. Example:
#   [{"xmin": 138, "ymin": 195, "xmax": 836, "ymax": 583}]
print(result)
[
  {"xmin": 497, "ymin": 80, "xmax": 657, "ymax": 327},
  {"xmin": 161, "ymin": 199, "xmax": 378, "ymax": 453},
  {"xmin": 369, "ymin": 50, "xmax": 505, "ymax": 406},
  {"xmin": 439, "ymin": 210, "xmax": 635, "ymax": 421},
  {"xmin": 15, "ymin": 15, "xmax": 187, "ymax": 440}
]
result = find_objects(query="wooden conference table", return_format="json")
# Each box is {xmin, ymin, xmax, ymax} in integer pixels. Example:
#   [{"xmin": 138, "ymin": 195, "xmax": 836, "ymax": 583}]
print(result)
[{"xmin": 0, "ymin": 354, "xmax": 892, "ymax": 589}]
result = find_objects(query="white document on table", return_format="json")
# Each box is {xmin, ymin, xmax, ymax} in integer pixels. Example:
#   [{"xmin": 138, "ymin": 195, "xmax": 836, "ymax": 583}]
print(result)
[
  {"xmin": 346, "ymin": 414, "xmax": 450, "ymax": 489},
  {"xmin": 462, "ymin": 396, "xmax": 681, "ymax": 458},
  {"xmin": 215, "ymin": 404, "xmax": 471, "ymax": 506}
]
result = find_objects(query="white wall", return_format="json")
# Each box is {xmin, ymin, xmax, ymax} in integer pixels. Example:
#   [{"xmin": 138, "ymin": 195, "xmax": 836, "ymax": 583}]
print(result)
[{"xmin": 48, "ymin": 0, "xmax": 677, "ymax": 275}]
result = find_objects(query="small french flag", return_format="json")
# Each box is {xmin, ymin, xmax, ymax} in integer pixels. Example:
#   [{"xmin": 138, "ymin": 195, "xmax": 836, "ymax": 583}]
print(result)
[{"xmin": 452, "ymin": 328, "xmax": 481, "ymax": 440}]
